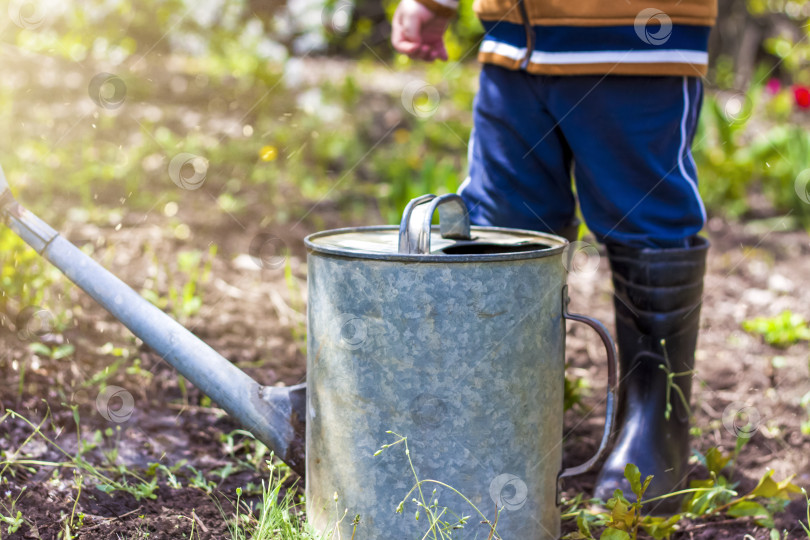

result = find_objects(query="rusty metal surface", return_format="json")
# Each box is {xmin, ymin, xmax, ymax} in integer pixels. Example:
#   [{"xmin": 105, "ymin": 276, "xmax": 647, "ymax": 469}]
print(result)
[{"xmin": 306, "ymin": 251, "xmax": 568, "ymax": 539}]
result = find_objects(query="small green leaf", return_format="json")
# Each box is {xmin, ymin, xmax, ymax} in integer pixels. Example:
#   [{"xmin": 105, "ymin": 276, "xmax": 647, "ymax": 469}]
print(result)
[
  {"xmin": 641, "ymin": 514, "xmax": 682, "ymax": 540},
  {"xmin": 727, "ymin": 500, "xmax": 769, "ymax": 518},
  {"xmin": 52, "ymin": 344, "xmax": 75, "ymax": 360},
  {"xmin": 641, "ymin": 475, "xmax": 653, "ymax": 497},
  {"xmin": 775, "ymin": 475, "xmax": 802, "ymax": 496},
  {"xmin": 70, "ymin": 404, "xmax": 80, "ymax": 427},
  {"xmin": 705, "ymin": 447, "xmax": 731, "ymax": 476},
  {"xmin": 600, "ymin": 528, "xmax": 631, "ymax": 540},
  {"xmin": 742, "ymin": 310, "xmax": 810, "ymax": 348},
  {"xmin": 624, "ymin": 464, "xmax": 642, "ymax": 498},
  {"xmin": 747, "ymin": 470, "xmax": 801, "ymax": 503},
  {"xmin": 576, "ymin": 512, "xmax": 592, "ymax": 536},
  {"xmin": 751, "ymin": 470, "xmax": 780, "ymax": 498},
  {"xmin": 608, "ymin": 491, "xmax": 633, "ymax": 529},
  {"xmin": 689, "ymin": 478, "xmax": 715, "ymax": 489},
  {"xmin": 28, "ymin": 342, "xmax": 51, "ymax": 356}
]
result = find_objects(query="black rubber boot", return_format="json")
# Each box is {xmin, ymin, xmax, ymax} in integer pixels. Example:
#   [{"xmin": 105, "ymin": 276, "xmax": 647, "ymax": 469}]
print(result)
[
  {"xmin": 593, "ymin": 236, "xmax": 709, "ymax": 513},
  {"xmin": 553, "ymin": 218, "xmax": 581, "ymax": 243}
]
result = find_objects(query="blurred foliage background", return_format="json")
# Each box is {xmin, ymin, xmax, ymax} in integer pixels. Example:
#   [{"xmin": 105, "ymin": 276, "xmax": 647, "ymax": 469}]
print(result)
[{"xmin": 1, "ymin": 0, "xmax": 810, "ymax": 260}]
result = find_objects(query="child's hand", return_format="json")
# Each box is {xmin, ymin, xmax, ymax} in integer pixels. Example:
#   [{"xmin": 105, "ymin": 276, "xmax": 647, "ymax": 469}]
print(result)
[{"xmin": 391, "ymin": 0, "xmax": 450, "ymax": 62}]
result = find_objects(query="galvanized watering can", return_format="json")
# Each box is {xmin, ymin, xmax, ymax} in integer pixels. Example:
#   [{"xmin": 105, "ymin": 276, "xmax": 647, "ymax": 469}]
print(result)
[
  {"xmin": 305, "ymin": 193, "xmax": 617, "ymax": 538},
  {"xmin": 1, "ymin": 166, "xmax": 616, "ymax": 539}
]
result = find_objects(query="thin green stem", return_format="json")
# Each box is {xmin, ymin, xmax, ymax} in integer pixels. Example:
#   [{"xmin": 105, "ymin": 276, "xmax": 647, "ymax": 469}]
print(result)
[
  {"xmin": 69, "ymin": 474, "xmax": 83, "ymax": 532},
  {"xmin": 639, "ymin": 486, "xmax": 737, "ymax": 505},
  {"xmin": 2, "ymin": 410, "xmax": 149, "ymax": 489},
  {"xmin": 386, "ymin": 431, "xmax": 499, "ymax": 540},
  {"xmin": 412, "ymin": 479, "xmax": 500, "ymax": 531},
  {"xmin": 0, "ymin": 409, "xmax": 50, "ymax": 479}
]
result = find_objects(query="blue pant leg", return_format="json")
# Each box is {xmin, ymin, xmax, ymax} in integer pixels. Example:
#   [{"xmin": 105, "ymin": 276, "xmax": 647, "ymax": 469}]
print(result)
[
  {"xmin": 460, "ymin": 64, "xmax": 576, "ymax": 233},
  {"xmin": 545, "ymin": 75, "xmax": 706, "ymax": 248}
]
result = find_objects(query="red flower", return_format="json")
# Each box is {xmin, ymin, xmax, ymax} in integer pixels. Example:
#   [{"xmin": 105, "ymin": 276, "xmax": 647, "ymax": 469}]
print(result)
[
  {"xmin": 794, "ymin": 85, "xmax": 810, "ymax": 109},
  {"xmin": 765, "ymin": 78, "xmax": 781, "ymax": 95}
]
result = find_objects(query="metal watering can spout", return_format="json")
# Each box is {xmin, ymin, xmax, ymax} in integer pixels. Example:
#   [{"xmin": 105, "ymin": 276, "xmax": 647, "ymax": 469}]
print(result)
[{"xmin": 0, "ymin": 167, "xmax": 307, "ymax": 476}]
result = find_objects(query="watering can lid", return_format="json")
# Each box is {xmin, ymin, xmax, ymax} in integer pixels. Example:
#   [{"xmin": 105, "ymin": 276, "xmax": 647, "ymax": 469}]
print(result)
[{"xmin": 305, "ymin": 194, "xmax": 567, "ymax": 262}]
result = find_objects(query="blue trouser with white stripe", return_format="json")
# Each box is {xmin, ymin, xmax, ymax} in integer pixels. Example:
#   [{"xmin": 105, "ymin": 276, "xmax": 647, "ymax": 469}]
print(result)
[{"xmin": 458, "ymin": 65, "xmax": 706, "ymax": 248}]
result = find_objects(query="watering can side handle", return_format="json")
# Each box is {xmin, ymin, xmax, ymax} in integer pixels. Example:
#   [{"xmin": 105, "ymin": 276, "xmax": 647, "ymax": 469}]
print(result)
[{"xmin": 557, "ymin": 284, "xmax": 618, "ymax": 502}]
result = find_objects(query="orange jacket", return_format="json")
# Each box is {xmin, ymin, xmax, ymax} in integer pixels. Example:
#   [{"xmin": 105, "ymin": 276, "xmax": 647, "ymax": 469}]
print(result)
[{"xmin": 415, "ymin": 0, "xmax": 717, "ymax": 76}]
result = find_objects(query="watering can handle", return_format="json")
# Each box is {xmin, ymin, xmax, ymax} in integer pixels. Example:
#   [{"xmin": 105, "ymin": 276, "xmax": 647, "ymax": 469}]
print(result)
[
  {"xmin": 398, "ymin": 193, "xmax": 472, "ymax": 254},
  {"xmin": 557, "ymin": 284, "xmax": 618, "ymax": 503}
]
